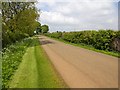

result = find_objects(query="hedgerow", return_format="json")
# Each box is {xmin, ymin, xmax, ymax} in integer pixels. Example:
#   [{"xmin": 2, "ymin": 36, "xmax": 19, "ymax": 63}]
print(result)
[{"xmin": 46, "ymin": 30, "xmax": 120, "ymax": 52}]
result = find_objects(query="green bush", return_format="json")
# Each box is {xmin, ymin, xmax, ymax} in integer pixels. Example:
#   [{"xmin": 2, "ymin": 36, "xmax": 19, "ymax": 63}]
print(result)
[
  {"xmin": 46, "ymin": 30, "xmax": 119, "ymax": 51},
  {"xmin": 47, "ymin": 31, "xmax": 62, "ymax": 39},
  {"xmin": 2, "ymin": 37, "xmax": 34, "ymax": 88}
]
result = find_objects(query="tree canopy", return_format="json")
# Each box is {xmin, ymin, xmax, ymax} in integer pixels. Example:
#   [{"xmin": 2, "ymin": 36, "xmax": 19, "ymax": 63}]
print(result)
[
  {"xmin": 41, "ymin": 25, "xmax": 49, "ymax": 33},
  {"xmin": 2, "ymin": 2, "xmax": 40, "ymax": 47}
]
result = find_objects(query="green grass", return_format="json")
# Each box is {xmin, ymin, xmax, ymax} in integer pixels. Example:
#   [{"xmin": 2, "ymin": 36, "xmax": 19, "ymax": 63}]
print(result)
[
  {"xmin": 9, "ymin": 37, "xmax": 67, "ymax": 88},
  {"xmin": 2, "ymin": 37, "xmax": 33, "ymax": 88},
  {"xmin": 47, "ymin": 36, "xmax": 120, "ymax": 58}
]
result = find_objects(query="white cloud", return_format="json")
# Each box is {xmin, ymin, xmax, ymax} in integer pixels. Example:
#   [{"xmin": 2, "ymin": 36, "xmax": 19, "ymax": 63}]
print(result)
[
  {"xmin": 40, "ymin": 11, "xmax": 79, "ymax": 24},
  {"xmin": 36, "ymin": 0, "xmax": 118, "ymax": 32}
]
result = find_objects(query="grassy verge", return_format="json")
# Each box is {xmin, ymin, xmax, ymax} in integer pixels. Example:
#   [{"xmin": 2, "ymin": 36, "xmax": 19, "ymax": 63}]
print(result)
[
  {"xmin": 2, "ymin": 37, "xmax": 33, "ymax": 88},
  {"xmin": 47, "ymin": 36, "xmax": 120, "ymax": 58},
  {"xmin": 9, "ymin": 37, "xmax": 67, "ymax": 88}
]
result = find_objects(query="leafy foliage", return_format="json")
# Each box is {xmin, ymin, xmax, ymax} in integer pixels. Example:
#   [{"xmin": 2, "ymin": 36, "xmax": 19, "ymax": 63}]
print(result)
[
  {"xmin": 46, "ymin": 30, "xmax": 119, "ymax": 51},
  {"xmin": 36, "ymin": 22, "xmax": 42, "ymax": 34},
  {"xmin": 2, "ymin": 37, "xmax": 35, "ymax": 88},
  {"xmin": 45, "ymin": 31, "xmax": 62, "ymax": 39},
  {"xmin": 2, "ymin": 2, "xmax": 39, "ymax": 47},
  {"xmin": 41, "ymin": 25, "xmax": 49, "ymax": 33}
]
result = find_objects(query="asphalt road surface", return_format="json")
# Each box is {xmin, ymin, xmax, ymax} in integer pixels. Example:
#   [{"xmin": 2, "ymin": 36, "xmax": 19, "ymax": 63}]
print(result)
[{"xmin": 39, "ymin": 35, "xmax": 118, "ymax": 88}]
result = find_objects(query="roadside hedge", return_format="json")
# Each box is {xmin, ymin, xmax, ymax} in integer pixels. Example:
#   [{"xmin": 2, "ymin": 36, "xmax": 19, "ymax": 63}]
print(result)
[{"xmin": 45, "ymin": 30, "xmax": 120, "ymax": 51}]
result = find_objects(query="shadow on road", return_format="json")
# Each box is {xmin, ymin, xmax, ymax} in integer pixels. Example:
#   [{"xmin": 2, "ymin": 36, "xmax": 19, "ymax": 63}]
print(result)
[{"xmin": 40, "ymin": 40, "xmax": 54, "ymax": 45}]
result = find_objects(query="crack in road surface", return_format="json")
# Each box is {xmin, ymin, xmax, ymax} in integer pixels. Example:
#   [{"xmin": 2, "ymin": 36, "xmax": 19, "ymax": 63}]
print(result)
[{"xmin": 39, "ymin": 35, "xmax": 118, "ymax": 88}]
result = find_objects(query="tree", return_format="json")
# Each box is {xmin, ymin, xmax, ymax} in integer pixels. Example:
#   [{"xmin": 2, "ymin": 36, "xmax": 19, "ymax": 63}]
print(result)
[
  {"xmin": 2, "ymin": 2, "xmax": 39, "ymax": 47},
  {"xmin": 41, "ymin": 25, "xmax": 49, "ymax": 33},
  {"xmin": 36, "ymin": 22, "xmax": 41, "ymax": 34}
]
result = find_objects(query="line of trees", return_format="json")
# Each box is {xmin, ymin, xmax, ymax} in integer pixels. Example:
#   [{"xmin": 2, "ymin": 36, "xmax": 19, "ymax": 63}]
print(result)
[
  {"xmin": 2, "ymin": 2, "xmax": 49, "ymax": 47},
  {"xmin": 35, "ymin": 24, "xmax": 49, "ymax": 34},
  {"xmin": 2, "ymin": 1, "xmax": 49, "ymax": 47}
]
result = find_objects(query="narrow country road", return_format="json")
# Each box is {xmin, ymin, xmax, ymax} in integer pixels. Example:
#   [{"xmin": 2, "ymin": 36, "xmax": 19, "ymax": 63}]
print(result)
[{"xmin": 39, "ymin": 35, "xmax": 118, "ymax": 88}]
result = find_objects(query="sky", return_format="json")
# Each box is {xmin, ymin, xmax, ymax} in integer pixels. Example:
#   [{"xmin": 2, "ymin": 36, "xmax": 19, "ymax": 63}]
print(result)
[{"xmin": 35, "ymin": 0, "xmax": 119, "ymax": 32}]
